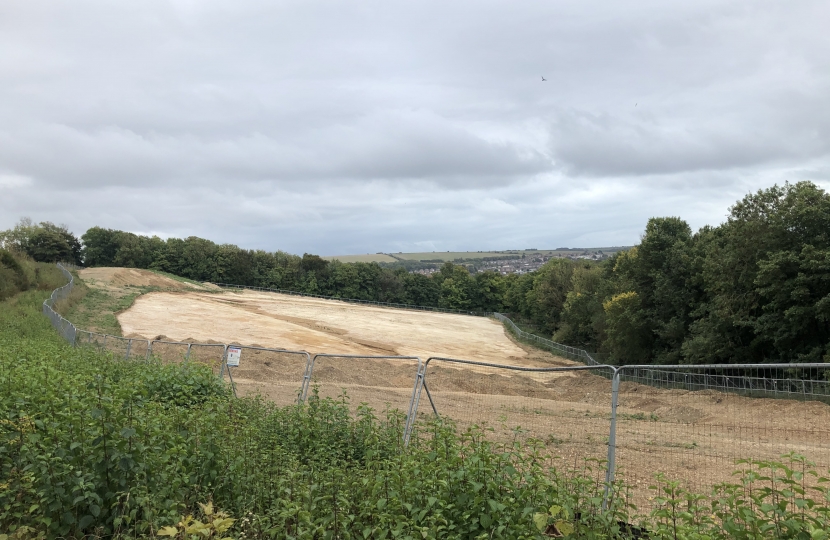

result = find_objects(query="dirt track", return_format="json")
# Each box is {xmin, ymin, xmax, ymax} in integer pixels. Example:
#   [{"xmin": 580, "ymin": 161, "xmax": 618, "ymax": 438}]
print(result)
[{"xmin": 97, "ymin": 274, "xmax": 830, "ymax": 509}]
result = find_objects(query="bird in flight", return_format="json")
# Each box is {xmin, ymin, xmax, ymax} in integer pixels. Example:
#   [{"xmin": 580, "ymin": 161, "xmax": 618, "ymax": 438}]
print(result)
[{"xmin": 541, "ymin": 76, "xmax": 547, "ymax": 81}]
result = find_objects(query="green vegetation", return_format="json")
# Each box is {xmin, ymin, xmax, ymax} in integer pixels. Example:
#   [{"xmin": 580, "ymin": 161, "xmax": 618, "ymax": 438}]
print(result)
[
  {"xmin": 57, "ymin": 280, "xmax": 146, "ymax": 336},
  {"xmin": 0, "ymin": 218, "xmax": 81, "ymax": 264},
  {"xmin": 56, "ymin": 268, "xmax": 210, "ymax": 336},
  {"xmin": 6, "ymin": 180, "xmax": 830, "ymax": 365},
  {"xmin": 0, "ymin": 250, "xmax": 67, "ymax": 301},
  {"xmin": 5, "ymin": 251, "xmax": 830, "ymax": 538},
  {"xmin": 321, "ymin": 254, "xmax": 399, "ymax": 263}
]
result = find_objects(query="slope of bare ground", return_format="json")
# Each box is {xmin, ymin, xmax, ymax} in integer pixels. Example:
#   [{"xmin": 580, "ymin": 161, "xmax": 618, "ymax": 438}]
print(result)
[
  {"xmin": 79, "ymin": 267, "xmax": 219, "ymax": 292},
  {"xmin": 109, "ymin": 281, "xmax": 830, "ymax": 509},
  {"xmin": 119, "ymin": 289, "xmax": 543, "ymax": 364}
]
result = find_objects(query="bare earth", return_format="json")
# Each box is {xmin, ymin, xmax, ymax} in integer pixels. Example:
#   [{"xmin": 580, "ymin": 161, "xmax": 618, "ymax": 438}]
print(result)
[
  {"xmin": 79, "ymin": 267, "xmax": 217, "ymax": 292},
  {"xmin": 119, "ymin": 289, "xmax": 535, "ymax": 363},
  {"xmin": 100, "ymin": 276, "xmax": 830, "ymax": 510}
]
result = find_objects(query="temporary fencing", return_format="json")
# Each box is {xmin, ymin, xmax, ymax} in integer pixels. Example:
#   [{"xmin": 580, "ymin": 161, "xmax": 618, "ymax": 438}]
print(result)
[
  {"xmin": 41, "ymin": 264, "xmax": 830, "ymax": 511},
  {"xmin": 224, "ymin": 345, "xmax": 312, "ymax": 406},
  {"xmin": 420, "ymin": 357, "xmax": 615, "ymax": 475},
  {"xmin": 417, "ymin": 359, "xmax": 830, "ymax": 511},
  {"xmin": 493, "ymin": 312, "xmax": 608, "ymax": 365},
  {"xmin": 305, "ymin": 354, "xmax": 426, "ymax": 445},
  {"xmin": 42, "ymin": 264, "xmax": 77, "ymax": 344},
  {"xmin": 609, "ymin": 364, "xmax": 830, "ymax": 510}
]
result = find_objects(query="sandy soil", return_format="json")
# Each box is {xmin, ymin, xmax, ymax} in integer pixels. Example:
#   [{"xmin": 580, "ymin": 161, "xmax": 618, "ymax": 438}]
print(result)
[
  {"xmin": 118, "ymin": 289, "xmax": 537, "ymax": 364},
  {"xmin": 102, "ymin": 279, "xmax": 830, "ymax": 510},
  {"xmin": 229, "ymin": 359, "xmax": 830, "ymax": 511},
  {"xmin": 79, "ymin": 267, "xmax": 218, "ymax": 292}
]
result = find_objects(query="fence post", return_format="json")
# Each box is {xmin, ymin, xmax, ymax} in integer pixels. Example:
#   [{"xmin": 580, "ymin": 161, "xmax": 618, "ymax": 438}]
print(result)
[
  {"xmin": 299, "ymin": 352, "xmax": 313, "ymax": 404},
  {"xmin": 219, "ymin": 345, "xmax": 229, "ymax": 381},
  {"xmin": 603, "ymin": 367, "xmax": 621, "ymax": 510},
  {"xmin": 125, "ymin": 339, "xmax": 132, "ymax": 361},
  {"xmin": 403, "ymin": 360, "xmax": 426, "ymax": 446}
]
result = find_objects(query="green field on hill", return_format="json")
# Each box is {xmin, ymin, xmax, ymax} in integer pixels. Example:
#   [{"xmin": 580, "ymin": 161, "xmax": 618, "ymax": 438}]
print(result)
[{"xmin": 324, "ymin": 247, "xmax": 630, "ymax": 263}]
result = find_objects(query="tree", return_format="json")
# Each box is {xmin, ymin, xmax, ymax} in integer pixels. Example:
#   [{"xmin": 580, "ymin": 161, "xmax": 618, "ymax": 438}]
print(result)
[
  {"xmin": 81, "ymin": 226, "xmax": 121, "ymax": 266},
  {"xmin": 436, "ymin": 263, "xmax": 475, "ymax": 310},
  {"xmin": 555, "ymin": 264, "xmax": 605, "ymax": 349},
  {"xmin": 683, "ymin": 182, "xmax": 830, "ymax": 364},
  {"xmin": 402, "ymin": 273, "xmax": 440, "ymax": 307},
  {"xmin": 2, "ymin": 218, "xmax": 82, "ymax": 264},
  {"xmin": 524, "ymin": 259, "xmax": 574, "ymax": 335},
  {"xmin": 602, "ymin": 291, "xmax": 650, "ymax": 364}
]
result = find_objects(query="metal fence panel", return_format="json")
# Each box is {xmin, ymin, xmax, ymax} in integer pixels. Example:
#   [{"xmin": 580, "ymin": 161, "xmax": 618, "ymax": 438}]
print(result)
[
  {"xmin": 149, "ymin": 341, "xmax": 192, "ymax": 365},
  {"xmin": 125, "ymin": 338, "xmax": 150, "ymax": 361},
  {"xmin": 304, "ymin": 354, "xmax": 425, "ymax": 442},
  {"xmin": 87, "ymin": 332, "xmax": 108, "ymax": 350},
  {"xmin": 422, "ymin": 358, "xmax": 615, "ymax": 470},
  {"xmin": 102, "ymin": 335, "xmax": 130, "ymax": 359},
  {"xmin": 613, "ymin": 364, "xmax": 830, "ymax": 511},
  {"xmin": 188, "ymin": 343, "xmax": 226, "ymax": 374},
  {"xmin": 223, "ymin": 346, "xmax": 311, "ymax": 406}
]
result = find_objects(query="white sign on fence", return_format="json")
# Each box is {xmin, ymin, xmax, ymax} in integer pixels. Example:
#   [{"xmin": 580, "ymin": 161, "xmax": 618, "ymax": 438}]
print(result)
[{"xmin": 226, "ymin": 346, "xmax": 241, "ymax": 367}]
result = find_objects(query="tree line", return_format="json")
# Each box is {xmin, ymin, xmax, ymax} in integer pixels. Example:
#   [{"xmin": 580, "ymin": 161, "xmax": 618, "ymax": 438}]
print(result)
[{"xmin": 3, "ymin": 181, "xmax": 829, "ymax": 365}]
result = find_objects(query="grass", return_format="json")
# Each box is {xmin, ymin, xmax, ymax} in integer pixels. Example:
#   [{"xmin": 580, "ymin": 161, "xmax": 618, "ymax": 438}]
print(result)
[
  {"xmin": 56, "ymin": 273, "xmax": 153, "ymax": 335},
  {"xmin": 55, "ymin": 267, "xmax": 215, "ymax": 336},
  {"xmin": 5, "ymin": 262, "xmax": 830, "ymax": 539},
  {"xmin": 321, "ymin": 254, "xmax": 399, "ymax": 263}
]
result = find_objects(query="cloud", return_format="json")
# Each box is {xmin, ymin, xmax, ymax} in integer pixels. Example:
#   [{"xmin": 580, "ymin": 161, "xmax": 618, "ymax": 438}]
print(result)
[
  {"xmin": 0, "ymin": 0, "xmax": 828, "ymax": 253},
  {"xmin": 0, "ymin": 173, "xmax": 33, "ymax": 189}
]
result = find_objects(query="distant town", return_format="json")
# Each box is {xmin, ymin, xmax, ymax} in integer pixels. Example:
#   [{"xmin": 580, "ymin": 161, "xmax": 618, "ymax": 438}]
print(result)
[
  {"xmin": 411, "ymin": 249, "xmax": 615, "ymax": 276},
  {"xmin": 322, "ymin": 247, "xmax": 630, "ymax": 275}
]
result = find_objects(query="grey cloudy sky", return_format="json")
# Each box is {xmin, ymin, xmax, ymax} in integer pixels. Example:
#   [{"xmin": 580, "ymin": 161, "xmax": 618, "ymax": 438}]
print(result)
[{"xmin": 1, "ymin": 0, "xmax": 829, "ymax": 255}]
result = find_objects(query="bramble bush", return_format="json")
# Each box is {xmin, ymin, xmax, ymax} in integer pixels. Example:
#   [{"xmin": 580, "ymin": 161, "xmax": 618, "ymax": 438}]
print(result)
[{"xmin": 3, "ymin": 265, "xmax": 830, "ymax": 539}]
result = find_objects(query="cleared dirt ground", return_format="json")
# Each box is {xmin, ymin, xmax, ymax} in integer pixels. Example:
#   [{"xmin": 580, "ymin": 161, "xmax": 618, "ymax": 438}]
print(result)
[
  {"xmin": 79, "ymin": 267, "xmax": 218, "ymax": 292},
  {"xmin": 96, "ymin": 274, "xmax": 830, "ymax": 509},
  {"xmin": 119, "ymin": 289, "xmax": 537, "ymax": 364}
]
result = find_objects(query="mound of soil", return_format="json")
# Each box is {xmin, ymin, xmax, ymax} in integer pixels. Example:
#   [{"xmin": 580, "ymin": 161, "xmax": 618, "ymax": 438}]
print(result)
[{"xmin": 79, "ymin": 267, "xmax": 218, "ymax": 291}]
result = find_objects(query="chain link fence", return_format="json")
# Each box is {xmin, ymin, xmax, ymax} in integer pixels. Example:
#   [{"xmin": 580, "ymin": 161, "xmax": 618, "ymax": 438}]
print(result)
[
  {"xmin": 41, "ymin": 264, "xmax": 830, "ymax": 507},
  {"xmin": 420, "ymin": 357, "xmax": 615, "ymax": 468},
  {"xmin": 610, "ymin": 364, "xmax": 830, "ymax": 510},
  {"xmin": 223, "ymin": 345, "xmax": 312, "ymax": 406}
]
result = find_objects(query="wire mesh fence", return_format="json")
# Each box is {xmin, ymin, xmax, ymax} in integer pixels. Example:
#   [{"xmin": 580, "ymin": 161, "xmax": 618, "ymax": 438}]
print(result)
[
  {"xmin": 222, "ymin": 345, "xmax": 312, "ymax": 406},
  {"xmin": 186, "ymin": 343, "xmax": 226, "ymax": 374},
  {"xmin": 492, "ymin": 313, "xmax": 609, "ymax": 365},
  {"xmin": 611, "ymin": 364, "xmax": 830, "ymax": 512},
  {"xmin": 298, "ymin": 354, "xmax": 425, "ymax": 443},
  {"xmin": 421, "ymin": 358, "xmax": 615, "ymax": 467},
  {"xmin": 40, "ymin": 262, "xmax": 830, "ymax": 498}
]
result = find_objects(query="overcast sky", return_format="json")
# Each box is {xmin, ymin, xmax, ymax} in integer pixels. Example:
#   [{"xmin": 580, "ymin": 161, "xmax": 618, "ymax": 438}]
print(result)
[{"xmin": 1, "ymin": 0, "xmax": 829, "ymax": 255}]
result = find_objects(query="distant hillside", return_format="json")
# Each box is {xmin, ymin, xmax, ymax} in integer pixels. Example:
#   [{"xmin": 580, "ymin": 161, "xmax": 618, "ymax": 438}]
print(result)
[{"xmin": 323, "ymin": 247, "xmax": 631, "ymax": 264}]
